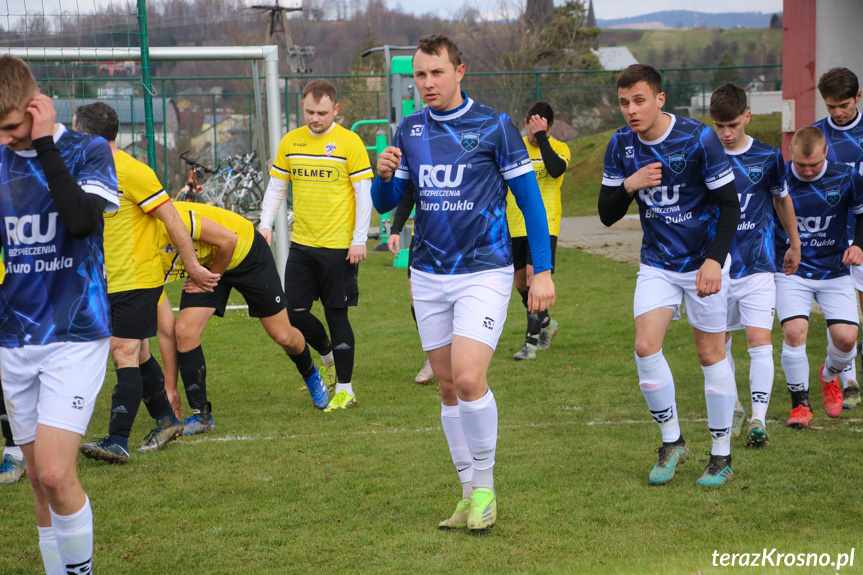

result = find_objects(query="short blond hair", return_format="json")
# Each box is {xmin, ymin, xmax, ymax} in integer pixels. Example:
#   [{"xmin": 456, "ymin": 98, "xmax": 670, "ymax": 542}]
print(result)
[
  {"xmin": 791, "ymin": 127, "xmax": 827, "ymax": 157},
  {"xmin": 0, "ymin": 55, "xmax": 38, "ymax": 120}
]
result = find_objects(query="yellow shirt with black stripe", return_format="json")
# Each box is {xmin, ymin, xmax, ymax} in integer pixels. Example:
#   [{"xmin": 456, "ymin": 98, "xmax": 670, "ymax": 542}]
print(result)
[
  {"xmin": 506, "ymin": 136, "xmax": 570, "ymax": 237},
  {"xmin": 159, "ymin": 202, "xmax": 255, "ymax": 283},
  {"xmin": 104, "ymin": 150, "xmax": 171, "ymax": 293},
  {"xmin": 270, "ymin": 123, "xmax": 373, "ymax": 249}
]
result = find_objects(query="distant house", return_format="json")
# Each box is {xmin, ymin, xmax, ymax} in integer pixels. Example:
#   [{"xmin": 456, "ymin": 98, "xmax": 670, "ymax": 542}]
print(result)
[
  {"xmin": 590, "ymin": 47, "xmax": 639, "ymax": 70},
  {"xmin": 678, "ymin": 90, "xmax": 782, "ymax": 118}
]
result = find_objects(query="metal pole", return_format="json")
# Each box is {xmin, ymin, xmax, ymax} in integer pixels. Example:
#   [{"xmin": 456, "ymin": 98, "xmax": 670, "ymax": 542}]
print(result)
[
  {"xmin": 136, "ymin": 0, "xmax": 157, "ymax": 170},
  {"xmin": 162, "ymin": 78, "xmax": 168, "ymax": 187},
  {"xmin": 212, "ymin": 94, "xmax": 218, "ymax": 167},
  {"xmin": 264, "ymin": 47, "xmax": 291, "ymax": 280},
  {"xmin": 252, "ymin": 61, "xmax": 268, "ymax": 192}
]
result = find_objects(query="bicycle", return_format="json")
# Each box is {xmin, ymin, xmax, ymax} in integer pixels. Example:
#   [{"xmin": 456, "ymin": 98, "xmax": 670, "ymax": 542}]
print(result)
[{"xmin": 175, "ymin": 151, "xmax": 216, "ymax": 202}]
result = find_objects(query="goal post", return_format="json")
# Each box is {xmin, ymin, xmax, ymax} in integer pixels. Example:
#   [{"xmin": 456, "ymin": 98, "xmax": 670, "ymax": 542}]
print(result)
[{"xmin": 1, "ymin": 45, "xmax": 293, "ymax": 280}]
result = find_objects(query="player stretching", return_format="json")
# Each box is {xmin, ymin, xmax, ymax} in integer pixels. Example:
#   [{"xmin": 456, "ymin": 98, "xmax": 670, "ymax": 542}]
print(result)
[
  {"xmin": 777, "ymin": 127, "xmax": 863, "ymax": 429},
  {"xmin": 0, "ymin": 54, "xmax": 119, "ymax": 574},
  {"xmin": 598, "ymin": 65, "xmax": 741, "ymax": 486},
  {"xmin": 507, "ymin": 101, "xmax": 570, "ymax": 361},
  {"xmin": 709, "ymin": 83, "xmax": 801, "ymax": 447},
  {"xmin": 813, "ymin": 67, "xmax": 863, "ymax": 408},
  {"xmin": 373, "ymin": 35, "xmax": 555, "ymax": 531},
  {"xmin": 259, "ymin": 79, "xmax": 373, "ymax": 412},
  {"xmin": 73, "ymin": 102, "xmax": 219, "ymax": 463},
  {"xmin": 160, "ymin": 202, "xmax": 326, "ymax": 427}
]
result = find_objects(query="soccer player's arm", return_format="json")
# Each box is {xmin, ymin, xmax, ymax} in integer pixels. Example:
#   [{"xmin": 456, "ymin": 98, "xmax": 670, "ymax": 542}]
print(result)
[
  {"xmin": 598, "ymin": 133, "xmax": 637, "ymax": 226},
  {"xmin": 387, "ymin": 183, "xmax": 415, "ymax": 253},
  {"xmin": 348, "ymin": 135, "xmax": 374, "ymax": 264},
  {"xmin": 258, "ymin": 136, "xmax": 292, "ymax": 244},
  {"xmin": 845, "ymin": 172, "xmax": 863, "ymax": 266},
  {"xmin": 535, "ymin": 132, "xmax": 568, "ymax": 178},
  {"xmin": 371, "ymin": 128, "xmax": 410, "ymax": 213},
  {"xmin": 183, "ymin": 216, "xmax": 237, "ymax": 293},
  {"xmin": 770, "ymin": 150, "xmax": 801, "ymax": 275}
]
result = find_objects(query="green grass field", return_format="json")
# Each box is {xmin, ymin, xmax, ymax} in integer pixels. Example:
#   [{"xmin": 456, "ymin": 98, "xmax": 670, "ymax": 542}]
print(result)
[{"xmin": 2, "ymin": 246, "xmax": 861, "ymax": 574}]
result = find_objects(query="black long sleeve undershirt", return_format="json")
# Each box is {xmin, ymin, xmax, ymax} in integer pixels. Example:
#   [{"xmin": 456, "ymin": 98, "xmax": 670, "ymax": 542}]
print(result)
[
  {"xmin": 33, "ymin": 136, "xmax": 107, "ymax": 239},
  {"xmin": 390, "ymin": 183, "xmax": 415, "ymax": 235},
  {"xmin": 533, "ymin": 131, "xmax": 567, "ymax": 179},
  {"xmin": 855, "ymin": 213, "xmax": 863, "ymax": 248},
  {"xmin": 704, "ymin": 179, "xmax": 741, "ymax": 264},
  {"xmin": 597, "ymin": 183, "xmax": 635, "ymax": 227}
]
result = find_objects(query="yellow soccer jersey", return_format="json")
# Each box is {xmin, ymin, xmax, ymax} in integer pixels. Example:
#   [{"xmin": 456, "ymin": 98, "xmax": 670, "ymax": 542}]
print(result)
[
  {"xmin": 160, "ymin": 202, "xmax": 255, "ymax": 283},
  {"xmin": 270, "ymin": 123, "xmax": 373, "ymax": 249},
  {"xmin": 104, "ymin": 150, "xmax": 171, "ymax": 293},
  {"xmin": 506, "ymin": 136, "xmax": 570, "ymax": 237}
]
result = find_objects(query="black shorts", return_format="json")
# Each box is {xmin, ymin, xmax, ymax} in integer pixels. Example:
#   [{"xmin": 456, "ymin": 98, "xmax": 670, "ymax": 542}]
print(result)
[
  {"xmin": 511, "ymin": 235, "xmax": 558, "ymax": 273},
  {"xmin": 109, "ymin": 286, "xmax": 163, "ymax": 339},
  {"xmin": 285, "ymin": 242, "xmax": 359, "ymax": 309},
  {"xmin": 180, "ymin": 231, "xmax": 287, "ymax": 318}
]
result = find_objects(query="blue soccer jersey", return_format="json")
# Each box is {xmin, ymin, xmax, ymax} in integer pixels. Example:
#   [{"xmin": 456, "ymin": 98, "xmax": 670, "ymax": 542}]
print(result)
[
  {"xmin": 725, "ymin": 136, "xmax": 788, "ymax": 278},
  {"xmin": 776, "ymin": 159, "xmax": 863, "ymax": 280},
  {"xmin": 390, "ymin": 95, "xmax": 535, "ymax": 274},
  {"xmin": 0, "ymin": 125, "xmax": 119, "ymax": 347},
  {"xmin": 602, "ymin": 114, "xmax": 735, "ymax": 273},
  {"xmin": 812, "ymin": 111, "xmax": 863, "ymax": 240}
]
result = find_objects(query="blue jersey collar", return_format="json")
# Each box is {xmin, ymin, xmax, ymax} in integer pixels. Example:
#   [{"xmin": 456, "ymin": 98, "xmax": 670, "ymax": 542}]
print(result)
[{"xmin": 429, "ymin": 91, "xmax": 473, "ymax": 121}]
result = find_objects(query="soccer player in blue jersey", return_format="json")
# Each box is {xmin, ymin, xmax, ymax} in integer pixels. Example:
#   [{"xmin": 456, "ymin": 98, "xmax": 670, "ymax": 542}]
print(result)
[
  {"xmin": 776, "ymin": 127, "xmax": 863, "ymax": 429},
  {"xmin": 709, "ymin": 83, "xmax": 801, "ymax": 447},
  {"xmin": 813, "ymin": 67, "xmax": 863, "ymax": 408},
  {"xmin": 0, "ymin": 55, "xmax": 119, "ymax": 575},
  {"xmin": 373, "ymin": 35, "xmax": 555, "ymax": 531},
  {"xmin": 598, "ymin": 65, "xmax": 741, "ymax": 486}
]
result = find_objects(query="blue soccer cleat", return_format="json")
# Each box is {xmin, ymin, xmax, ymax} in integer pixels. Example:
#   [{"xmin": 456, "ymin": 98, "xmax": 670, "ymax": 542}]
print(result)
[{"xmin": 304, "ymin": 367, "xmax": 329, "ymax": 410}]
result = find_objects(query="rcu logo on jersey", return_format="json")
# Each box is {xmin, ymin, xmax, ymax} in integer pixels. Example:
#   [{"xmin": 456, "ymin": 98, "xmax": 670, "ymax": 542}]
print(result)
[
  {"xmin": 639, "ymin": 185, "xmax": 680, "ymax": 207},
  {"xmin": 419, "ymin": 164, "xmax": 466, "ymax": 188},
  {"xmin": 5, "ymin": 213, "xmax": 58, "ymax": 245},
  {"xmin": 797, "ymin": 215, "xmax": 835, "ymax": 233}
]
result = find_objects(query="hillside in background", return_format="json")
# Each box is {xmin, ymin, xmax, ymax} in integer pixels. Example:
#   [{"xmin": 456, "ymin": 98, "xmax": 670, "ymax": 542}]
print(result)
[{"xmin": 597, "ymin": 10, "xmax": 780, "ymax": 30}]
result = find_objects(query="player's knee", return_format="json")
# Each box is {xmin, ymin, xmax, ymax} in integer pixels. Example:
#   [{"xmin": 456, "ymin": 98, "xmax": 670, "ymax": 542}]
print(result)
[
  {"xmin": 174, "ymin": 321, "xmax": 200, "ymax": 348},
  {"xmin": 634, "ymin": 340, "xmax": 660, "ymax": 359},
  {"xmin": 35, "ymin": 464, "xmax": 74, "ymax": 496}
]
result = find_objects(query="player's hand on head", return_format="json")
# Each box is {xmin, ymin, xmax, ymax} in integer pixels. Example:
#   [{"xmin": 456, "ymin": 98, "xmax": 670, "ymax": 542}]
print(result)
[
  {"xmin": 347, "ymin": 243, "xmax": 367, "ymax": 264},
  {"xmin": 624, "ymin": 162, "xmax": 663, "ymax": 196},
  {"xmin": 527, "ymin": 270, "xmax": 555, "ymax": 313},
  {"xmin": 27, "ymin": 94, "xmax": 57, "ymax": 141},
  {"xmin": 376, "ymin": 146, "xmax": 402, "ymax": 181},
  {"xmin": 783, "ymin": 243, "xmax": 801, "ymax": 275},
  {"xmin": 843, "ymin": 245, "xmax": 863, "ymax": 266},
  {"xmin": 527, "ymin": 115, "xmax": 548, "ymax": 136},
  {"xmin": 695, "ymin": 258, "xmax": 722, "ymax": 297},
  {"xmin": 259, "ymin": 228, "xmax": 272, "ymax": 246},
  {"xmin": 386, "ymin": 233, "xmax": 400, "ymax": 254}
]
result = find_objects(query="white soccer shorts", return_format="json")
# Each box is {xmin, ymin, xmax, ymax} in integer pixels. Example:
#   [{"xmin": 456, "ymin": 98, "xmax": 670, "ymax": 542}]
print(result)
[
  {"xmin": 775, "ymin": 273, "xmax": 859, "ymax": 325},
  {"xmin": 633, "ymin": 263, "xmax": 729, "ymax": 333},
  {"xmin": 0, "ymin": 338, "xmax": 110, "ymax": 444},
  {"xmin": 726, "ymin": 272, "xmax": 776, "ymax": 331},
  {"xmin": 411, "ymin": 266, "xmax": 513, "ymax": 352},
  {"xmin": 851, "ymin": 264, "xmax": 863, "ymax": 292}
]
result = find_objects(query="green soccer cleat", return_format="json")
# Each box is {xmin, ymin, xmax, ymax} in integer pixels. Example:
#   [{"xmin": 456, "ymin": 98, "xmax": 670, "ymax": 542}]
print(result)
[
  {"xmin": 324, "ymin": 390, "xmax": 357, "ymax": 412},
  {"xmin": 731, "ymin": 400, "xmax": 746, "ymax": 438},
  {"xmin": 537, "ymin": 319, "xmax": 560, "ymax": 350},
  {"xmin": 843, "ymin": 381, "xmax": 860, "ymax": 409},
  {"xmin": 437, "ymin": 498, "xmax": 470, "ymax": 530},
  {"xmin": 319, "ymin": 364, "xmax": 337, "ymax": 395},
  {"xmin": 648, "ymin": 439, "xmax": 689, "ymax": 485},
  {"xmin": 0, "ymin": 453, "xmax": 26, "ymax": 484},
  {"xmin": 696, "ymin": 453, "xmax": 734, "ymax": 487},
  {"xmin": 745, "ymin": 419, "xmax": 769, "ymax": 448},
  {"xmin": 513, "ymin": 343, "xmax": 537, "ymax": 361},
  {"xmin": 466, "ymin": 487, "xmax": 497, "ymax": 532}
]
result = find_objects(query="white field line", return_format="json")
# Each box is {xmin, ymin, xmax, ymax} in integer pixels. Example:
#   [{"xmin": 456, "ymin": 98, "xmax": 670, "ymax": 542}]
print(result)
[{"xmin": 172, "ymin": 305, "xmax": 248, "ymax": 311}]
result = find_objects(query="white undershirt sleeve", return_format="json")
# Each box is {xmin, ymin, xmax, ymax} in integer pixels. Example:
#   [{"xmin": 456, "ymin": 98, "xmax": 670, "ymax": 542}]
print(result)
[
  {"xmin": 258, "ymin": 176, "xmax": 289, "ymax": 231},
  {"xmin": 352, "ymin": 178, "xmax": 373, "ymax": 245}
]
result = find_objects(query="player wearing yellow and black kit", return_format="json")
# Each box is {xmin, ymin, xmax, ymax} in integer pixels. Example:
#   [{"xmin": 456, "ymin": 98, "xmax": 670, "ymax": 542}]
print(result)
[
  {"xmin": 74, "ymin": 103, "xmax": 220, "ymax": 464},
  {"xmin": 506, "ymin": 101, "xmax": 570, "ymax": 361},
  {"xmin": 160, "ymin": 202, "xmax": 326, "ymax": 427},
  {"xmin": 259, "ymin": 79, "xmax": 373, "ymax": 412}
]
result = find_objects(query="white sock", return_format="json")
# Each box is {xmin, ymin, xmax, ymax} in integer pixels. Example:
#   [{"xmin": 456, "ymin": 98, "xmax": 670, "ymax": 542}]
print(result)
[
  {"xmin": 38, "ymin": 525, "xmax": 63, "ymax": 575},
  {"xmin": 636, "ymin": 350, "xmax": 680, "ymax": 443},
  {"xmin": 3, "ymin": 445, "xmax": 24, "ymax": 460},
  {"xmin": 748, "ymin": 345, "xmax": 774, "ymax": 423},
  {"xmin": 782, "ymin": 342, "xmax": 809, "ymax": 393},
  {"xmin": 725, "ymin": 337, "xmax": 736, "ymax": 377},
  {"xmin": 50, "ymin": 496, "xmax": 93, "ymax": 575},
  {"xmin": 703, "ymin": 360, "xmax": 735, "ymax": 457},
  {"xmin": 334, "ymin": 382, "xmax": 353, "ymax": 396},
  {"xmin": 321, "ymin": 351, "xmax": 335, "ymax": 370},
  {"xmin": 458, "ymin": 390, "xmax": 497, "ymax": 490},
  {"xmin": 440, "ymin": 403, "xmax": 472, "ymax": 499},
  {"xmin": 825, "ymin": 339, "xmax": 856, "ymax": 381},
  {"xmin": 840, "ymin": 359, "xmax": 857, "ymax": 389}
]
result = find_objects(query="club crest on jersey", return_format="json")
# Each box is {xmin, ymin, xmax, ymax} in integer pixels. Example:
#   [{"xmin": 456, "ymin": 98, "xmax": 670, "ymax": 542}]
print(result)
[
  {"xmin": 858, "ymin": 138, "xmax": 863, "ymax": 150},
  {"xmin": 461, "ymin": 132, "xmax": 479, "ymax": 152},
  {"xmin": 668, "ymin": 154, "xmax": 685, "ymax": 174},
  {"xmin": 325, "ymin": 143, "xmax": 337, "ymax": 157},
  {"xmin": 410, "ymin": 124, "xmax": 424, "ymax": 137},
  {"xmin": 625, "ymin": 146, "xmax": 635, "ymax": 158},
  {"xmin": 748, "ymin": 166, "xmax": 763, "ymax": 183},
  {"xmin": 825, "ymin": 189, "xmax": 841, "ymax": 206}
]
